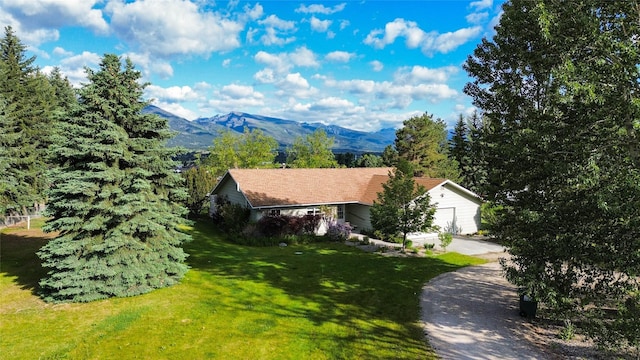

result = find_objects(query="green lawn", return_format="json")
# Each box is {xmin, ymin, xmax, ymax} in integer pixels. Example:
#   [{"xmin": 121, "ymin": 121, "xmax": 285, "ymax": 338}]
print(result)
[{"xmin": 0, "ymin": 219, "xmax": 484, "ymax": 359}]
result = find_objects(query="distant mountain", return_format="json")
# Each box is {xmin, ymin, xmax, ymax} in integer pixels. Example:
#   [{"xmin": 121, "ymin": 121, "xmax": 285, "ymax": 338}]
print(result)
[{"xmin": 144, "ymin": 105, "xmax": 396, "ymax": 153}]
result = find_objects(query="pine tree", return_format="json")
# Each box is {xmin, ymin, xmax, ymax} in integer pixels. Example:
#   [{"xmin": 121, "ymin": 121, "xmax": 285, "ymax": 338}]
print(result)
[
  {"xmin": 38, "ymin": 54, "xmax": 190, "ymax": 303},
  {"xmin": 395, "ymin": 113, "xmax": 460, "ymax": 180},
  {"xmin": 0, "ymin": 26, "xmax": 55, "ymax": 215},
  {"xmin": 370, "ymin": 160, "xmax": 436, "ymax": 249}
]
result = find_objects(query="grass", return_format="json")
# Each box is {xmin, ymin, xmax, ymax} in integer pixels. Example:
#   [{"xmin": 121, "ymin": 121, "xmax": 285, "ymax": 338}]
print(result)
[{"xmin": 0, "ymin": 219, "xmax": 485, "ymax": 359}]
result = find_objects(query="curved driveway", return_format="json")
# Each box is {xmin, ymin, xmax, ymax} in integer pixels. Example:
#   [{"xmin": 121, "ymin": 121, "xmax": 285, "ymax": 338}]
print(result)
[{"xmin": 421, "ymin": 262, "xmax": 550, "ymax": 360}]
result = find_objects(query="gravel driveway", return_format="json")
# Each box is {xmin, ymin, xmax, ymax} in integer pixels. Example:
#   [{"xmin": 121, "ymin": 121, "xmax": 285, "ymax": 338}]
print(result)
[{"xmin": 420, "ymin": 262, "xmax": 550, "ymax": 360}]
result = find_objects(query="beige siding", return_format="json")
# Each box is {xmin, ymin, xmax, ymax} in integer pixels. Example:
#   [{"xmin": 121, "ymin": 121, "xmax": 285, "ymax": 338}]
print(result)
[{"xmin": 428, "ymin": 184, "xmax": 481, "ymax": 235}]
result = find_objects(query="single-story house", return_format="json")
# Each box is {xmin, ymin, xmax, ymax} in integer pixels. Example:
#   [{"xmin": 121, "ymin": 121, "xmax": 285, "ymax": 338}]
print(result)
[{"xmin": 209, "ymin": 167, "xmax": 482, "ymax": 235}]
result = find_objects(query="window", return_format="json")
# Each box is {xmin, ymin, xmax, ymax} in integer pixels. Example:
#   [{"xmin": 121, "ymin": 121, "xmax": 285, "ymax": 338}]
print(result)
[
  {"xmin": 268, "ymin": 209, "xmax": 280, "ymax": 216},
  {"xmin": 337, "ymin": 205, "xmax": 344, "ymax": 220},
  {"xmin": 307, "ymin": 208, "xmax": 320, "ymax": 215}
]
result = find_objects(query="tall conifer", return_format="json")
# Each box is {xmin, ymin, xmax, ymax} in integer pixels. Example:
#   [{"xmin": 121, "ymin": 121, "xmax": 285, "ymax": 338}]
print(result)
[
  {"xmin": 38, "ymin": 54, "xmax": 190, "ymax": 303},
  {"xmin": 0, "ymin": 26, "xmax": 54, "ymax": 214}
]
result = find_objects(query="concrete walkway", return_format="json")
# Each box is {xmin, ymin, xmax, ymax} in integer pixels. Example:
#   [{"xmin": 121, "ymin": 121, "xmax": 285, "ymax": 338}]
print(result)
[{"xmin": 421, "ymin": 262, "xmax": 550, "ymax": 360}]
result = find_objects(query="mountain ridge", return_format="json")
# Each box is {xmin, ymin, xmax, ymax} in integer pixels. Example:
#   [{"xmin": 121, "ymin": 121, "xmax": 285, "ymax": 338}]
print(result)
[{"xmin": 144, "ymin": 105, "xmax": 395, "ymax": 153}]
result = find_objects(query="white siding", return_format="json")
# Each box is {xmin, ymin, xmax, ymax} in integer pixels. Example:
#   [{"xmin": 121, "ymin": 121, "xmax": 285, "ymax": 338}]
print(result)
[
  {"xmin": 345, "ymin": 204, "xmax": 372, "ymax": 231},
  {"xmin": 428, "ymin": 183, "xmax": 481, "ymax": 235}
]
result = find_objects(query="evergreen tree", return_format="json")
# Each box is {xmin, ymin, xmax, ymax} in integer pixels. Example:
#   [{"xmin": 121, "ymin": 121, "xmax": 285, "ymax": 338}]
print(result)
[
  {"xmin": 355, "ymin": 153, "xmax": 384, "ymax": 168},
  {"xmin": 449, "ymin": 112, "xmax": 488, "ymax": 195},
  {"xmin": 465, "ymin": 0, "xmax": 639, "ymax": 349},
  {"xmin": 0, "ymin": 26, "xmax": 55, "ymax": 215},
  {"xmin": 370, "ymin": 160, "xmax": 436, "ymax": 250},
  {"xmin": 38, "ymin": 54, "xmax": 190, "ymax": 303},
  {"xmin": 381, "ymin": 145, "xmax": 398, "ymax": 167},
  {"xmin": 286, "ymin": 129, "xmax": 338, "ymax": 168},
  {"xmin": 395, "ymin": 113, "xmax": 460, "ymax": 180}
]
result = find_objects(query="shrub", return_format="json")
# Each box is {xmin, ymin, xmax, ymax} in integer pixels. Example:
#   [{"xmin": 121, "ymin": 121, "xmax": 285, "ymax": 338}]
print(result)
[
  {"xmin": 301, "ymin": 214, "xmax": 321, "ymax": 234},
  {"xmin": 257, "ymin": 214, "xmax": 290, "ymax": 237},
  {"xmin": 326, "ymin": 221, "xmax": 352, "ymax": 242},
  {"xmin": 216, "ymin": 202, "xmax": 251, "ymax": 235},
  {"xmin": 362, "ymin": 236, "xmax": 370, "ymax": 245},
  {"xmin": 438, "ymin": 232, "xmax": 453, "ymax": 252},
  {"xmin": 424, "ymin": 243, "xmax": 435, "ymax": 250}
]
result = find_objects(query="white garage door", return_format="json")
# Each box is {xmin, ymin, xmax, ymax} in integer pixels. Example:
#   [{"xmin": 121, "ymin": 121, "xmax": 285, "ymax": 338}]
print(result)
[{"xmin": 433, "ymin": 207, "xmax": 456, "ymax": 233}]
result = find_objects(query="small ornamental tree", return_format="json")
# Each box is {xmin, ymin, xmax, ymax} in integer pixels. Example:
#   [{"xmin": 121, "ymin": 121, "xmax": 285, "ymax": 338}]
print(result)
[
  {"xmin": 38, "ymin": 54, "xmax": 190, "ymax": 303},
  {"xmin": 370, "ymin": 160, "xmax": 436, "ymax": 250}
]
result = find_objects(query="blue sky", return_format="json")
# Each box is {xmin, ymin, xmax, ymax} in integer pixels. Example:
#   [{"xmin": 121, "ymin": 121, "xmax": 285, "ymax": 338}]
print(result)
[{"xmin": 2, "ymin": 0, "xmax": 503, "ymax": 132}]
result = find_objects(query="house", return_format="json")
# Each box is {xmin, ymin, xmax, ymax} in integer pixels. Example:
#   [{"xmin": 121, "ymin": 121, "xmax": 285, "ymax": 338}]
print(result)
[{"xmin": 209, "ymin": 167, "xmax": 482, "ymax": 235}]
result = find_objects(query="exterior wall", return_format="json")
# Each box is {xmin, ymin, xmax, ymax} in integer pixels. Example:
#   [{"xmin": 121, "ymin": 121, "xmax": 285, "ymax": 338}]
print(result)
[
  {"xmin": 345, "ymin": 203, "xmax": 372, "ymax": 232},
  {"xmin": 428, "ymin": 184, "xmax": 481, "ymax": 235}
]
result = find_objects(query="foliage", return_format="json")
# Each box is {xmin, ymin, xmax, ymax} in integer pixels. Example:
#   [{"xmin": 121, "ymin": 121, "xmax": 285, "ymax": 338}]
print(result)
[
  {"xmin": 38, "ymin": 54, "xmax": 190, "ymax": 303},
  {"xmin": 256, "ymin": 214, "xmax": 321, "ymax": 238},
  {"xmin": 381, "ymin": 145, "xmax": 398, "ymax": 167},
  {"xmin": 356, "ymin": 153, "xmax": 385, "ymax": 168},
  {"xmin": 464, "ymin": 0, "xmax": 640, "ymax": 350},
  {"xmin": 479, "ymin": 201, "xmax": 503, "ymax": 232},
  {"xmin": 0, "ymin": 26, "xmax": 58, "ymax": 215},
  {"xmin": 395, "ymin": 113, "xmax": 460, "ymax": 180},
  {"xmin": 438, "ymin": 232, "xmax": 453, "ymax": 252},
  {"xmin": 203, "ymin": 127, "xmax": 278, "ymax": 177},
  {"xmin": 182, "ymin": 166, "xmax": 218, "ymax": 216},
  {"xmin": 326, "ymin": 221, "xmax": 352, "ymax": 242},
  {"xmin": 0, "ymin": 220, "xmax": 486, "ymax": 359},
  {"xmin": 449, "ymin": 112, "xmax": 488, "ymax": 195},
  {"xmin": 213, "ymin": 200, "xmax": 251, "ymax": 235},
  {"xmin": 335, "ymin": 152, "xmax": 356, "ymax": 167},
  {"xmin": 370, "ymin": 160, "xmax": 437, "ymax": 249},
  {"xmin": 287, "ymin": 129, "xmax": 339, "ymax": 168}
]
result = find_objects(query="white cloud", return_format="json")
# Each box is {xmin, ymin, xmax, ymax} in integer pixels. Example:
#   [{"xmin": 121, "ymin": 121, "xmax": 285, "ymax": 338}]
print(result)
[
  {"xmin": 106, "ymin": 0, "xmax": 243, "ymax": 57},
  {"xmin": 150, "ymin": 100, "xmax": 198, "ymax": 120},
  {"xmin": 364, "ymin": 18, "xmax": 481, "ymax": 54},
  {"xmin": 282, "ymin": 73, "xmax": 310, "ymax": 90},
  {"xmin": 325, "ymin": 51, "xmax": 354, "ymax": 63},
  {"xmin": 258, "ymin": 14, "xmax": 297, "ymax": 46},
  {"xmin": 394, "ymin": 65, "xmax": 458, "ymax": 84},
  {"xmin": 325, "ymin": 79, "xmax": 376, "ymax": 94},
  {"xmin": 295, "ymin": 3, "xmax": 346, "ymax": 15},
  {"xmin": 466, "ymin": 11, "xmax": 488, "ymax": 24},
  {"xmin": 208, "ymin": 84, "xmax": 265, "ymax": 110},
  {"xmin": 259, "ymin": 14, "xmax": 295, "ymax": 30},
  {"xmin": 53, "ymin": 46, "xmax": 73, "ymax": 57},
  {"xmin": 310, "ymin": 16, "xmax": 332, "ymax": 33},
  {"xmin": 433, "ymin": 27, "xmax": 482, "ymax": 53},
  {"xmin": 339, "ymin": 20, "xmax": 350, "ymax": 30},
  {"xmin": 470, "ymin": 0, "xmax": 493, "ymax": 11},
  {"xmin": 369, "ymin": 60, "xmax": 384, "ymax": 72},
  {"xmin": 145, "ymin": 84, "xmax": 200, "ymax": 102},
  {"xmin": 124, "ymin": 52, "xmax": 174, "ymax": 79},
  {"xmin": 289, "ymin": 46, "xmax": 320, "ymax": 68},
  {"xmin": 1, "ymin": 0, "xmax": 108, "ymax": 37},
  {"xmin": 243, "ymin": 3, "xmax": 263, "ymax": 20},
  {"xmin": 254, "ymin": 68, "xmax": 276, "ymax": 84},
  {"xmin": 48, "ymin": 51, "xmax": 102, "ymax": 86}
]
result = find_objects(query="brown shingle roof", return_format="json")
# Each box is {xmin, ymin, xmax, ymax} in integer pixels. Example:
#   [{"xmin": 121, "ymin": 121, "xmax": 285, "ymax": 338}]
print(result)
[{"xmin": 222, "ymin": 168, "xmax": 448, "ymax": 208}]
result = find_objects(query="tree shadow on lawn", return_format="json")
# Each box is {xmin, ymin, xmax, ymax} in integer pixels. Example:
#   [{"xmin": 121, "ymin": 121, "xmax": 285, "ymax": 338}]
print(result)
[
  {"xmin": 0, "ymin": 231, "xmax": 53, "ymax": 295},
  {"xmin": 186, "ymin": 220, "xmax": 479, "ymax": 357}
]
